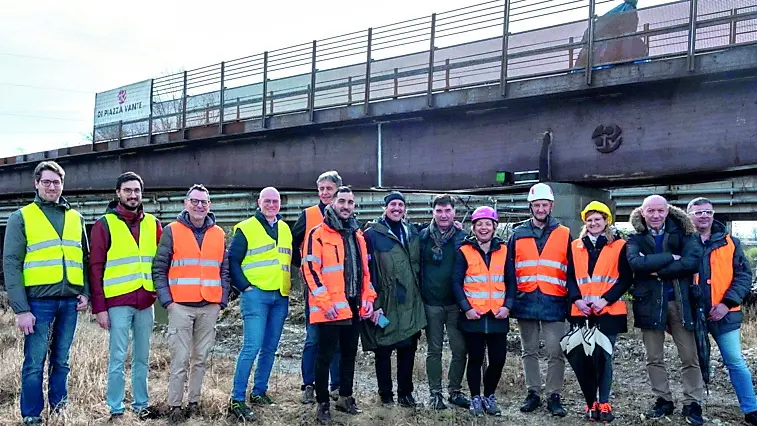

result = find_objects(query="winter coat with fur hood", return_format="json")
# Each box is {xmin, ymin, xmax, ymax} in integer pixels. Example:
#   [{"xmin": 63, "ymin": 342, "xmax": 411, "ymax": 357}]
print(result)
[{"xmin": 626, "ymin": 205, "xmax": 702, "ymax": 331}]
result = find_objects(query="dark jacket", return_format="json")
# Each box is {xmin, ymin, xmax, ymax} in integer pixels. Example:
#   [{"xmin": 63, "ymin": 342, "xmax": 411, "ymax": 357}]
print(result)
[
  {"xmin": 419, "ymin": 224, "xmax": 468, "ymax": 306},
  {"xmin": 568, "ymin": 231, "xmax": 633, "ymax": 335},
  {"xmin": 291, "ymin": 202, "xmax": 326, "ymax": 268},
  {"xmin": 153, "ymin": 211, "xmax": 230, "ymax": 309},
  {"xmin": 695, "ymin": 220, "xmax": 752, "ymax": 336},
  {"xmin": 507, "ymin": 217, "xmax": 577, "ymax": 322},
  {"xmin": 626, "ymin": 205, "xmax": 702, "ymax": 331},
  {"xmin": 361, "ymin": 217, "xmax": 427, "ymax": 351},
  {"xmin": 3, "ymin": 194, "xmax": 90, "ymax": 314},
  {"xmin": 452, "ymin": 236, "xmax": 515, "ymax": 334},
  {"xmin": 228, "ymin": 210, "xmax": 284, "ymax": 293},
  {"xmin": 89, "ymin": 201, "xmax": 162, "ymax": 314}
]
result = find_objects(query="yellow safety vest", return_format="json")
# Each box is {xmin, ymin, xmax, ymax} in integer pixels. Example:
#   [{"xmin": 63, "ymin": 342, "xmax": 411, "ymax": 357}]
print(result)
[
  {"xmin": 102, "ymin": 213, "xmax": 158, "ymax": 298},
  {"xmin": 234, "ymin": 217, "xmax": 292, "ymax": 296},
  {"xmin": 20, "ymin": 203, "xmax": 84, "ymax": 287}
]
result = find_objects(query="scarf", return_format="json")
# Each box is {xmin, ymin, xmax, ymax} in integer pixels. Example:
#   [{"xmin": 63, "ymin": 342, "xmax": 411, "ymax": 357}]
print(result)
[
  {"xmin": 428, "ymin": 220, "xmax": 456, "ymax": 264},
  {"xmin": 324, "ymin": 205, "xmax": 361, "ymax": 299}
]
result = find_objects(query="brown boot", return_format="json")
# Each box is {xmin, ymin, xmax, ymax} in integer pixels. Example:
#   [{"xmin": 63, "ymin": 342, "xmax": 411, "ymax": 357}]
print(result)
[
  {"xmin": 335, "ymin": 396, "xmax": 361, "ymax": 414},
  {"xmin": 317, "ymin": 402, "xmax": 332, "ymax": 425}
]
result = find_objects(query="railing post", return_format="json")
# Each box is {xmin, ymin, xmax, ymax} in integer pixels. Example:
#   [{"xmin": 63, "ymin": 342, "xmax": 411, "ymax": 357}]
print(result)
[
  {"xmin": 219, "ymin": 61, "xmax": 225, "ymax": 135},
  {"xmin": 147, "ymin": 81, "xmax": 154, "ymax": 144},
  {"xmin": 309, "ymin": 40, "xmax": 317, "ymax": 122},
  {"xmin": 269, "ymin": 90, "xmax": 274, "ymax": 115},
  {"xmin": 117, "ymin": 120, "xmax": 123, "ymax": 147},
  {"xmin": 444, "ymin": 59, "xmax": 450, "ymax": 91},
  {"xmin": 364, "ymin": 28, "xmax": 373, "ymax": 116},
  {"xmin": 236, "ymin": 97, "xmax": 240, "ymax": 120},
  {"xmin": 262, "ymin": 51, "xmax": 269, "ymax": 128},
  {"xmin": 347, "ymin": 76, "xmax": 353, "ymax": 104},
  {"xmin": 393, "ymin": 68, "xmax": 399, "ymax": 99},
  {"xmin": 568, "ymin": 36, "xmax": 575, "ymax": 68},
  {"xmin": 500, "ymin": 0, "xmax": 511, "ymax": 97},
  {"xmin": 643, "ymin": 23, "xmax": 650, "ymax": 47},
  {"xmin": 427, "ymin": 13, "xmax": 436, "ymax": 108},
  {"xmin": 181, "ymin": 71, "xmax": 188, "ymax": 137},
  {"xmin": 585, "ymin": 0, "xmax": 597, "ymax": 85},
  {"xmin": 687, "ymin": 0, "xmax": 699, "ymax": 72},
  {"xmin": 729, "ymin": 8, "xmax": 737, "ymax": 45}
]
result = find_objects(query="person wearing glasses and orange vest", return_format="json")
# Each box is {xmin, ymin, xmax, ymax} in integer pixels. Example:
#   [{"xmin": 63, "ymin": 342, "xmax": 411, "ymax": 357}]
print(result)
[
  {"xmin": 302, "ymin": 186, "xmax": 376, "ymax": 424},
  {"xmin": 89, "ymin": 172, "xmax": 162, "ymax": 422},
  {"xmin": 687, "ymin": 197, "xmax": 757, "ymax": 426},
  {"xmin": 3, "ymin": 161, "xmax": 90, "ymax": 426},
  {"xmin": 508, "ymin": 182, "xmax": 576, "ymax": 417},
  {"xmin": 567, "ymin": 201, "xmax": 633, "ymax": 423},
  {"xmin": 451, "ymin": 206, "xmax": 515, "ymax": 417},
  {"xmin": 153, "ymin": 184, "xmax": 230, "ymax": 423},
  {"xmin": 291, "ymin": 171, "xmax": 343, "ymax": 405}
]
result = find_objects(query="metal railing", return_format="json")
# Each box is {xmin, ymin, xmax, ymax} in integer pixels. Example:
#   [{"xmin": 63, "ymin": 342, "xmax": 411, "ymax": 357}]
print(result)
[{"xmin": 93, "ymin": 0, "xmax": 757, "ymax": 142}]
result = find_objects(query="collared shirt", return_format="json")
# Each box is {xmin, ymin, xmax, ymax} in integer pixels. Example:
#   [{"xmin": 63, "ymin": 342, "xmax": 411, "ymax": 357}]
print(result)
[{"xmin": 649, "ymin": 224, "xmax": 666, "ymax": 237}]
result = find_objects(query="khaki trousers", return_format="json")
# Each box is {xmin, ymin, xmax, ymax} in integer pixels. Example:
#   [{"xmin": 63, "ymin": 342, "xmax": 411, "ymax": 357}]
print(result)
[
  {"xmin": 519, "ymin": 319, "xmax": 567, "ymax": 395},
  {"xmin": 166, "ymin": 303, "xmax": 220, "ymax": 407},
  {"xmin": 641, "ymin": 301, "xmax": 704, "ymax": 405}
]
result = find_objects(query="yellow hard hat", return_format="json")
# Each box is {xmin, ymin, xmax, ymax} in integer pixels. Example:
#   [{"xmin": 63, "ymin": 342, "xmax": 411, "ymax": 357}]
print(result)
[{"xmin": 581, "ymin": 201, "xmax": 613, "ymax": 224}]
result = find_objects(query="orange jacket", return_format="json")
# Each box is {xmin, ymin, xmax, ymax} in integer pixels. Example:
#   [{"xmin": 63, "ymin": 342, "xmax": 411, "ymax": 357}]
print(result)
[
  {"xmin": 696, "ymin": 234, "xmax": 740, "ymax": 313},
  {"xmin": 460, "ymin": 244, "xmax": 508, "ymax": 314},
  {"xmin": 302, "ymin": 220, "xmax": 377, "ymax": 324},
  {"xmin": 570, "ymin": 238, "xmax": 627, "ymax": 317},
  {"xmin": 514, "ymin": 225, "xmax": 570, "ymax": 297},
  {"xmin": 167, "ymin": 222, "xmax": 225, "ymax": 303}
]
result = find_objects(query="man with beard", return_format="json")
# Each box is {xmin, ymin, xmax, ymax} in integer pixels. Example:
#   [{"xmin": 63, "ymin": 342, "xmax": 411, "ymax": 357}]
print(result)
[
  {"xmin": 508, "ymin": 183, "xmax": 576, "ymax": 417},
  {"xmin": 292, "ymin": 171, "xmax": 343, "ymax": 404},
  {"xmin": 302, "ymin": 186, "xmax": 376, "ymax": 424},
  {"xmin": 362, "ymin": 191, "xmax": 427, "ymax": 407},
  {"xmin": 89, "ymin": 172, "xmax": 162, "ymax": 421}
]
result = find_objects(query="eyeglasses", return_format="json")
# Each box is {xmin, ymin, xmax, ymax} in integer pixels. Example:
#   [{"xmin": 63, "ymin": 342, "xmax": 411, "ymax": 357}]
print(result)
[
  {"xmin": 39, "ymin": 179, "xmax": 62, "ymax": 188},
  {"xmin": 119, "ymin": 188, "xmax": 141, "ymax": 195},
  {"xmin": 690, "ymin": 209, "xmax": 714, "ymax": 217},
  {"xmin": 189, "ymin": 198, "xmax": 209, "ymax": 206}
]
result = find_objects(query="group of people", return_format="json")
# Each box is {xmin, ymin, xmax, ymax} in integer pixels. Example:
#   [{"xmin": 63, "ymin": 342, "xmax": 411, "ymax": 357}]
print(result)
[{"xmin": 2, "ymin": 161, "xmax": 756, "ymax": 426}]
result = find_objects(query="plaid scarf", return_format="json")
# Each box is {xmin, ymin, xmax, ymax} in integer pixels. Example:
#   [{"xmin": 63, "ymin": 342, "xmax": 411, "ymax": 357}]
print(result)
[{"xmin": 428, "ymin": 220, "xmax": 456, "ymax": 263}]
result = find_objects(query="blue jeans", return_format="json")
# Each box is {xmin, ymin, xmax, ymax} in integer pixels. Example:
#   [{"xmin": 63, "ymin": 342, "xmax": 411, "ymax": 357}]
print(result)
[
  {"xmin": 106, "ymin": 306, "xmax": 154, "ymax": 414},
  {"xmin": 302, "ymin": 295, "xmax": 340, "ymax": 390},
  {"xmin": 21, "ymin": 298, "xmax": 79, "ymax": 418},
  {"xmin": 714, "ymin": 328, "xmax": 757, "ymax": 414},
  {"xmin": 231, "ymin": 287, "xmax": 289, "ymax": 401}
]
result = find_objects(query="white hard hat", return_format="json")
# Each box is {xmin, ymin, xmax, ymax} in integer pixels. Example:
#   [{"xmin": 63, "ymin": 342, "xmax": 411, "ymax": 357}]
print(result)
[{"xmin": 527, "ymin": 183, "xmax": 555, "ymax": 202}]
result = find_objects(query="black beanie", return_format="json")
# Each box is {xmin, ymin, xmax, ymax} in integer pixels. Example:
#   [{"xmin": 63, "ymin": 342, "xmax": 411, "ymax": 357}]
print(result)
[{"xmin": 384, "ymin": 191, "xmax": 406, "ymax": 206}]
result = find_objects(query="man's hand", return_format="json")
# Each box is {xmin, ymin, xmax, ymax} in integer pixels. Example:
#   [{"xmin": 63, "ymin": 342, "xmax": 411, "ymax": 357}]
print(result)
[
  {"xmin": 76, "ymin": 295, "xmax": 89, "ymax": 312},
  {"xmin": 361, "ymin": 302, "xmax": 374, "ymax": 319},
  {"xmin": 574, "ymin": 299, "xmax": 592, "ymax": 316},
  {"xmin": 672, "ymin": 254, "xmax": 681, "ymax": 261},
  {"xmin": 708, "ymin": 303, "xmax": 729, "ymax": 322},
  {"xmin": 95, "ymin": 311, "xmax": 110, "ymax": 330},
  {"xmin": 16, "ymin": 312, "xmax": 35, "ymax": 335},
  {"xmin": 325, "ymin": 306, "xmax": 338, "ymax": 321},
  {"xmin": 454, "ymin": 220, "xmax": 463, "ymax": 230},
  {"xmin": 370, "ymin": 308, "xmax": 384, "ymax": 324},
  {"xmin": 465, "ymin": 309, "xmax": 481, "ymax": 320},
  {"xmin": 494, "ymin": 307, "xmax": 510, "ymax": 319},
  {"xmin": 591, "ymin": 298, "xmax": 608, "ymax": 314}
]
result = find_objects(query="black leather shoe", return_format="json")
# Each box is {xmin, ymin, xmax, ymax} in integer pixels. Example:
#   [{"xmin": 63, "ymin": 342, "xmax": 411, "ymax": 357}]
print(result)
[
  {"xmin": 547, "ymin": 393, "xmax": 567, "ymax": 417},
  {"xmin": 519, "ymin": 390, "xmax": 541, "ymax": 413}
]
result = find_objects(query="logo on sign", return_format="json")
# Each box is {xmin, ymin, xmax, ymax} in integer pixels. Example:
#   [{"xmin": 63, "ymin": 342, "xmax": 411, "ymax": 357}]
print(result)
[{"xmin": 117, "ymin": 90, "xmax": 127, "ymax": 105}]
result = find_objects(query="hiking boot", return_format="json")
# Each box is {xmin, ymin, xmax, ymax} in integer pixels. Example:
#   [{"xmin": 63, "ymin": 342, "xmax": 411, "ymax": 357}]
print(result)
[
  {"xmin": 520, "ymin": 390, "xmax": 541, "ymax": 412},
  {"xmin": 186, "ymin": 402, "xmax": 201, "ymax": 418},
  {"xmin": 398, "ymin": 394, "xmax": 417, "ymax": 408},
  {"xmin": 380, "ymin": 393, "xmax": 394, "ymax": 405},
  {"xmin": 598, "ymin": 402, "xmax": 614, "ymax": 423},
  {"xmin": 167, "ymin": 406, "xmax": 185, "ymax": 424},
  {"xmin": 135, "ymin": 406, "xmax": 160, "ymax": 421},
  {"xmin": 109, "ymin": 413, "xmax": 124, "ymax": 423},
  {"xmin": 301, "ymin": 385, "xmax": 316, "ymax": 404},
  {"xmin": 682, "ymin": 402, "xmax": 704, "ymax": 426},
  {"xmin": 250, "ymin": 393, "xmax": 274, "ymax": 405},
  {"xmin": 429, "ymin": 392, "xmax": 447, "ymax": 410},
  {"xmin": 585, "ymin": 402, "xmax": 599, "ymax": 421},
  {"xmin": 316, "ymin": 402, "xmax": 332, "ymax": 425},
  {"xmin": 547, "ymin": 393, "xmax": 567, "ymax": 417},
  {"xmin": 22, "ymin": 417, "xmax": 43, "ymax": 426},
  {"xmin": 448, "ymin": 391, "xmax": 470, "ymax": 408},
  {"xmin": 469, "ymin": 396, "xmax": 484, "ymax": 417},
  {"xmin": 228, "ymin": 400, "xmax": 256, "ymax": 421},
  {"xmin": 483, "ymin": 394, "xmax": 502, "ymax": 416},
  {"xmin": 335, "ymin": 396, "xmax": 361, "ymax": 414},
  {"xmin": 329, "ymin": 387, "xmax": 340, "ymax": 401},
  {"xmin": 746, "ymin": 410, "xmax": 757, "ymax": 426},
  {"xmin": 646, "ymin": 397, "xmax": 674, "ymax": 419}
]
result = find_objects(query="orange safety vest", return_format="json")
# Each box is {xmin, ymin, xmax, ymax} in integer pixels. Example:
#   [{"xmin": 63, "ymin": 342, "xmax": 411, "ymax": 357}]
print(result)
[
  {"xmin": 460, "ymin": 244, "xmax": 508, "ymax": 314},
  {"xmin": 167, "ymin": 222, "xmax": 225, "ymax": 303},
  {"xmin": 570, "ymin": 238, "xmax": 627, "ymax": 317},
  {"xmin": 695, "ymin": 234, "xmax": 740, "ymax": 313},
  {"xmin": 302, "ymin": 205, "xmax": 323, "ymax": 250},
  {"xmin": 514, "ymin": 225, "xmax": 570, "ymax": 297},
  {"xmin": 302, "ymin": 223, "xmax": 377, "ymax": 324}
]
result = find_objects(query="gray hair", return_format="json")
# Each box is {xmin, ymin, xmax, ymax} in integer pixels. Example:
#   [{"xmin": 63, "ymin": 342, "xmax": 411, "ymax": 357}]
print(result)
[
  {"xmin": 687, "ymin": 197, "xmax": 713, "ymax": 212},
  {"xmin": 316, "ymin": 170, "xmax": 342, "ymax": 187}
]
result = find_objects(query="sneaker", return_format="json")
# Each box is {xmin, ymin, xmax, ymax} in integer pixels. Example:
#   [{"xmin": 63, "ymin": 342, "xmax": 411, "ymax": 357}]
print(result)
[
  {"xmin": 329, "ymin": 388, "xmax": 340, "ymax": 402},
  {"xmin": 482, "ymin": 394, "xmax": 502, "ymax": 416},
  {"xmin": 429, "ymin": 393, "xmax": 447, "ymax": 410},
  {"xmin": 135, "ymin": 406, "xmax": 161, "ymax": 421},
  {"xmin": 301, "ymin": 385, "xmax": 316, "ymax": 404},
  {"xmin": 167, "ymin": 406, "xmax": 185, "ymax": 424},
  {"xmin": 469, "ymin": 396, "xmax": 484, "ymax": 417},
  {"xmin": 447, "ymin": 391, "xmax": 470, "ymax": 408},
  {"xmin": 746, "ymin": 410, "xmax": 757, "ymax": 426},
  {"xmin": 585, "ymin": 402, "xmax": 599, "ymax": 421},
  {"xmin": 398, "ymin": 394, "xmax": 417, "ymax": 408},
  {"xmin": 646, "ymin": 397, "xmax": 674, "ymax": 419},
  {"xmin": 598, "ymin": 402, "xmax": 614, "ymax": 423},
  {"xmin": 187, "ymin": 402, "xmax": 200, "ymax": 418},
  {"xmin": 317, "ymin": 402, "xmax": 332, "ymax": 425},
  {"xmin": 109, "ymin": 413, "xmax": 125, "ymax": 423},
  {"xmin": 250, "ymin": 393, "xmax": 274, "ymax": 405},
  {"xmin": 22, "ymin": 417, "xmax": 43, "ymax": 426},
  {"xmin": 682, "ymin": 402, "xmax": 704, "ymax": 426},
  {"xmin": 547, "ymin": 393, "xmax": 567, "ymax": 417},
  {"xmin": 228, "ymin": 400, "xmax": 255, "ymax": 421},
  {"xmin": 520, "ymin": 390, "xmax": 541, "ymax": 412},
  {"xmin": 335, "ymin": 396, "xmax": 361, "ymax": 414}
]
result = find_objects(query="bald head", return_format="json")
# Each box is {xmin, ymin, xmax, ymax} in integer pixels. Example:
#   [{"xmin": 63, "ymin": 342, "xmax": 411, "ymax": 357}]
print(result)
[
  {"xmin": 258, "ymin": 187, "xmax": 281, "ymax": 221},
  {"xmin": 641, "ymin": 194, "xmax": 668, "ymax": 231},
  {"xmin": 642, "ymin": 195, "xmax": 668, "ymax": 209}
]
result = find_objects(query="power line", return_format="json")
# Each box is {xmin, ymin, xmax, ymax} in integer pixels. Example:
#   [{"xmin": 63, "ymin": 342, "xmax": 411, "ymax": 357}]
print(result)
[
  {"xmin": 0, "ymin": 82, "xmax": 92, "ymax": 94},
  {"xmin": 0, "ymin": 113, "xmax": 88, "ymax": 122},
  {"xmin": 0, "ymin": 51, "xmax": 83, "ymax": 64}
]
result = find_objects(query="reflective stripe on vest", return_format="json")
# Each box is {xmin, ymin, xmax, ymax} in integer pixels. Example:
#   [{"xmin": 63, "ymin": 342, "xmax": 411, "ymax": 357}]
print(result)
[
  {"xmin": 460, "ymin": 243, "xmax": 508, "ymax": 314},
  {"xmin": 167, "ymin": 222, "xmax": 225, "ymax": 303},
  {"xmin": 102, "ymin": 213, "xmax": 158, "ymax": 298},
  {"xmin": 234, "ymin": 217, "xmax": 293, "ymax": 296},
  {"xmin": 514, "ymin": 225, "xmax": 570, "ymax": 297},
  {"xmin": 20, "ymin": 203, "xmax": 85, "ymax": 287},
  {"xmin": 570, "ymin": 237, "xmax": 627, "ymax": 317},
  {"xmin": 697, "ymin": 234, "xmax": 740, "ymax": 313}
]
